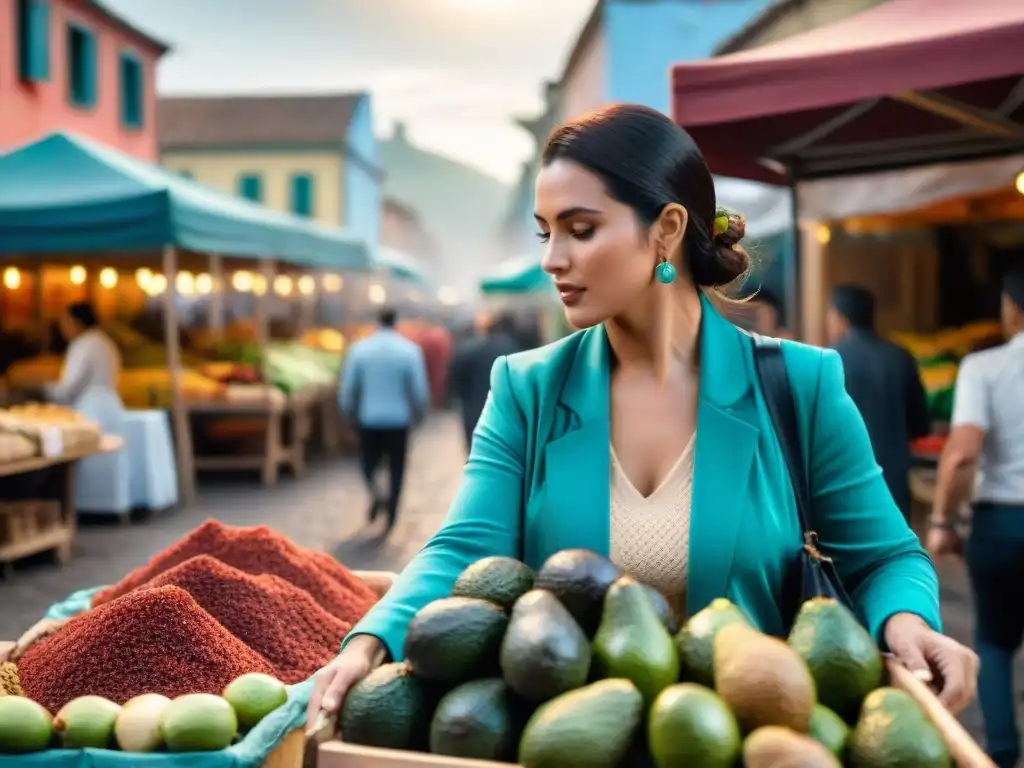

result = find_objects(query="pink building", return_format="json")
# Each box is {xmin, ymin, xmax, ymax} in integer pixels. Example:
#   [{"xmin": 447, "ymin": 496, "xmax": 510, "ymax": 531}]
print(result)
[{"xmin": 0, "ymin": 0, "xmax": 168, "ymax": 159}]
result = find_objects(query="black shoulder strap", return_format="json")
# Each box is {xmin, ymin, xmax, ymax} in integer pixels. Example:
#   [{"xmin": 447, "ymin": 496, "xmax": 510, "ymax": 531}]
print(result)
[{"xmin": 751, "ymin": 335, "xmax": 812, "ymax": 535}]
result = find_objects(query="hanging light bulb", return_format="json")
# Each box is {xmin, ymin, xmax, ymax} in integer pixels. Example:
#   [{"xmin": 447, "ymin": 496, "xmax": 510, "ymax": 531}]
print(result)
[
  {"xmin": 69, "ymin": 265, "xmax": 87, "ymax": 285},
  {"xmin": 99, "ymin": 267, "xmax": 118, "ymax": 289},
  {"xmin": 148, "ymin": 274, "xmax": 168, "ymax": 296},
  {"xmin": 253, "ymin": 273, "xmax": 268, "ymax": 296},
  {"xmin": 195, "ymin": 273, "xmax": 213, "ymax": 294},
  {"xmin": 232, "ymin": 270, "xmax": 254, "ymax": 292},
  {"xmin": 297, "ymin": 275, "xmax": 316, "ymax": 296},
  {"xmin": 175, "ymin": 271, "xmax": 195, "ymax": 295},
  {"xmin": 273, "ymin": 274, "xmax": 294, "ymax": 296},
  {"xmin": 2, "ymin": 267, "xmax": 21, "ymax": 290},
  {"xmin": 135, "ymin": 267, "xmax": 152, "ymax": 290},
  {"xmin": 322, "ymin": 273, "xmax": 343, "ymax": 293}
]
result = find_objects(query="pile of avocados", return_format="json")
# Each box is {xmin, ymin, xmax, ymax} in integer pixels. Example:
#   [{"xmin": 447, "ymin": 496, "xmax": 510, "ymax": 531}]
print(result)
[{"xmin": 340, "ymin": 549, "xmax": 951, "ymax": 768}]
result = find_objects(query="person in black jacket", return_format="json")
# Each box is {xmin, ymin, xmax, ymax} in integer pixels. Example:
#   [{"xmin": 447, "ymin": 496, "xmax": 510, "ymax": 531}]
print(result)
[
  {"xmin": 449, "ymin": 313, "xmax": 521, "ymax": 452},
  {"xmin": 826, "ymin": 285, "xmax": 933, "ymax": 520}
]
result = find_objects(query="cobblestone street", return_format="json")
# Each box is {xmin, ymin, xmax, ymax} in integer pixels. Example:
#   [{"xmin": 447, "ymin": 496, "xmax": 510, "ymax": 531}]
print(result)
[{"xmin": 0, "ymin": 411, "xmax": 1014, "ymax": 746}]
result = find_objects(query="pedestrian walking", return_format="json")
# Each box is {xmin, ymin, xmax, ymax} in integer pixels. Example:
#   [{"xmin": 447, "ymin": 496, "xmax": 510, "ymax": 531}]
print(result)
[
  {"xmin": 826, "ymin": 284, "xmax": 933, "ymax": 520},
  {"xmin": 339, "ymin": 307, "xmax": 429, "ymax": 533},
  {"xmin": 928, "ymin": 266, "xmax": 1024, "ymax": 768}
]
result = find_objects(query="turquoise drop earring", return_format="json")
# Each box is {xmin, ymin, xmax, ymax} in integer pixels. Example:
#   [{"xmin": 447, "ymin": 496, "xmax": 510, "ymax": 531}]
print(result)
[{"xmin": 655, "ymin": 257, "xmax": 676, "ymax": 284}]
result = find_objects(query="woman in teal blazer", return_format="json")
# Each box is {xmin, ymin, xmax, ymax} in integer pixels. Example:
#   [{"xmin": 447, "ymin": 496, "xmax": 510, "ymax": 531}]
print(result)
[{"xmin": 308, "ymin": 105, "xmax": 976, "ymax": 725}]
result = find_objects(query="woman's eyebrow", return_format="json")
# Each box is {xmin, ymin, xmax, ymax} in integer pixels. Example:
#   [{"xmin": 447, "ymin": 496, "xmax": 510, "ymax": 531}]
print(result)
[{"xmin": 534, "ymin": 206, "xmax": 602, "ymax": 224}]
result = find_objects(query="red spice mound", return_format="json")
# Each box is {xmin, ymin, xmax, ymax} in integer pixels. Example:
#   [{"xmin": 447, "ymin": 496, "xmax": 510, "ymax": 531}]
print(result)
[
  {"xmin": 92, "ymin": 520, "xmax": 377, "ymax": 622},
  {"xmin": 19, "ymin": 586, "xmax": 276, "ymax": 713},
  {"xmin": 142, "ymin": 555, "xmax": 352, "ymax": 683}
]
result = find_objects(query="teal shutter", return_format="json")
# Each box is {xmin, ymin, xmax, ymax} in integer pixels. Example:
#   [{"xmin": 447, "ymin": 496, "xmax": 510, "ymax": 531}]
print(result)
[
  {"xmin": 67, "ymin": 25, "xmax": 97, "ymax": 108},
  {"xmin": 290, "ymin": 174, "xmax": 314, "ymax": 217},
  {"xmin": 119, "ymin": 52, "xmax": 143, "ymax": 128},
  {"xmin": 18, "ymin": 0, "xmax": 50, "ymax": 82},
  {"xmin": 238, "ymin": 174, "xmax": 263, "ymax": 202}
]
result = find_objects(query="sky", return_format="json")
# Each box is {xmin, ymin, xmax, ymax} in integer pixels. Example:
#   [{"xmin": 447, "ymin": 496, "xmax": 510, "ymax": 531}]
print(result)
[{"xmin": 104, "ymin": 0, "xmax": 597, "ymax": 184}]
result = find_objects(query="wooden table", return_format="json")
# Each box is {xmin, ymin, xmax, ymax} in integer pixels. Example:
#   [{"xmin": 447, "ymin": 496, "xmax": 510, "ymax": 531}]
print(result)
[
  {"xmin": 0, "ymin": 435, "xmax": 123, "ymax": 576},
  {"xmin": 188, "ymin": 389, "xmax": 317, "ymax": 487}
]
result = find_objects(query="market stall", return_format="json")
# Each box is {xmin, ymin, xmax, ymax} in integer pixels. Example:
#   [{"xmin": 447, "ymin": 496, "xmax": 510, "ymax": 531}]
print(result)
[
  {"xmin": 669, "ymin": 0, "xmax": 1024, "ymax": 335},
  {"xmin": 0, "ymin": 132, "xmax": 371, "ymax": 500},
  {"xmin": 0, "ymin": 404, "xmax": 122, "ymax": 575},
  {"xmin": 0, "ymin": 519, "xmax": 393, "ymax": 767}
]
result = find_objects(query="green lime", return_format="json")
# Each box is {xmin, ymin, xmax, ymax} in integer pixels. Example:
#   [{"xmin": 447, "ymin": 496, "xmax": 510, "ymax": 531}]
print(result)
[{"xmin": 223, "ymin": 673, "xmax": 288, "ymax": 729}]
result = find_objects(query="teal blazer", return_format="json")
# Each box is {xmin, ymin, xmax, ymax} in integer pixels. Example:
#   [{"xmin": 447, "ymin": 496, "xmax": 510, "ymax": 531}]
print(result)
[{"xmin": 348, "ymin": 296, "xmax": 941, "ymax": 659}]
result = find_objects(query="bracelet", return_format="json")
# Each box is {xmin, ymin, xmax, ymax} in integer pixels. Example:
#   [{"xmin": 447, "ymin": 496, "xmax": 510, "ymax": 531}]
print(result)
[{"xmin": 927, "ymin": 518, "xmax": 957, "ymax": 532}]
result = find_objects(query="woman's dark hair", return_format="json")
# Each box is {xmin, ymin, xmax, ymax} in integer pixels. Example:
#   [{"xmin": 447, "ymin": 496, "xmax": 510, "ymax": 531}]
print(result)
[
  {"xmin": 67, "ymin": 301, "xmax": 98, "ymax": 329},
  {"xmin": 541, "ymin": 104, "xmax": 749, "ymax": 287}
]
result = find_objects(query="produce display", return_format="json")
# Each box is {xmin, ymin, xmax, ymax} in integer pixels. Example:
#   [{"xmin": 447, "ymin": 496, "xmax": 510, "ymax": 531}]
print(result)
[
  {"xmin": 0, "ymin": 403, "xmax": 101, "ymax": 462},
  {"xmin": 889, "ymin": 321, "xmax": 1002, "ymax": 422},
  {"xmin": 340, "ymin": 550, "xmax": 951, "ymax": 768},
  {"xmin": 0, "ymin": 520, "xmax": 380, "ymax": 756},
  {"xmin": 0, "ymin": 672, "xmax": 286, "ymax": 755}
]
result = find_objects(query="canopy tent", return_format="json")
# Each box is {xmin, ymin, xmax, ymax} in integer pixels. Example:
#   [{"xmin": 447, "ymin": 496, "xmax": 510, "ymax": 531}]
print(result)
[
  {"xmin": 377, "ymin": 246, "xmax": 432, "ymax": 285},
  {"xmin": 479, "ymin": 254, "xmax": 552, "ymax": 296},
  {"xmin": 0, "ymin": 132, "xmax": 371, "ymax": 268},
  {"xmin": 670, "ymin": 0, "xmax": 1024, "ymax": 184}
]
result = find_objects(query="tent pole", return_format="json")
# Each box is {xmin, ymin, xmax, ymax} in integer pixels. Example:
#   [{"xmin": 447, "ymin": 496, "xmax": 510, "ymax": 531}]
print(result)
[
  {"xmin": 162, "ymin": 245, "xmax": 196, "ymax": 504},
  {"xmin": 209, "ymin": 254, "xmax": 224, "ymax": 338},
  {"xmin": 786, "ymin": 177, "xmax": 803, "ymax": 340}
]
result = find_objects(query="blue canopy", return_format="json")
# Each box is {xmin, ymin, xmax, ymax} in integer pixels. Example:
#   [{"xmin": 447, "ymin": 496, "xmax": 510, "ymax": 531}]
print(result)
[
  {"xmin": 378, "ymin": 246, "xmax": 431, "ymax": 285},
  {"xmin": 480, "ymin": 254, "xmax": 552, "ymax": 295},
  {"xmin": 0, "ymin": 132, "xmax": 370, "ymax": 269}
]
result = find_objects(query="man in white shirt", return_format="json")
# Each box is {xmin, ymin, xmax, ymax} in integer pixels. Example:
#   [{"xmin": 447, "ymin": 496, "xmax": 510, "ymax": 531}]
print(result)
[
  {"xmin": 928, "ymin": 266, "xmax": 1024, "ymax": 768},
  {"xmin": 46, "ymin": 302, "xmax": 122, "ymax": 406}
]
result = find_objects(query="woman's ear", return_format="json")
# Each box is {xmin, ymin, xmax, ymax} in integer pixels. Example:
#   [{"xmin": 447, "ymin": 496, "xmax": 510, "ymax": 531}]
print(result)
[{"xmin": 654, "ymin": 203, "xmax": 689, "ymax": 258}]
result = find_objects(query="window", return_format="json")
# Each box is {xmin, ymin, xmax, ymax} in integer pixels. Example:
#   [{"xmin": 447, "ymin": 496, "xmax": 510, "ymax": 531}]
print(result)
[
  {"xmin": 237, "ymin": 174, "xmax": 263, "ymax": 202},
  {"xmin": 289, "ymin": 173, "xmax": 315, "ymax": 217},
  {"xmin": 17, "ymin": 0, "xmax": 50, "ymax": 82},
  {"xmin": 119, "ymin": 51, "xmax": 144, "ymax": 129},
  {"xmin": 67, "ymin": 23, "xmax": 97, "ymax": 108}
]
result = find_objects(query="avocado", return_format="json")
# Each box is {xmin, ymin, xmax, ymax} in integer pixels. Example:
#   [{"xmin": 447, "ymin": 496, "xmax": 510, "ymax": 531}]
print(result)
[
  {"xmin": 534, "ymin": 549, "xmax": 622, "ymax": 636},
  {"xmin": 403, "ymin": 596, "xmax": 509, "ymax": 684},
  {"xmin": 452, "ymin": 556, "xmax": 535, "ymax": 610},
  {"xmin": 341, "ymin": 662, "xmax": 432, "ymax": 750},
  {"xmin": 675, "ymin": 598, "xmax": 750, "ymax": 687},
  {"xmin": 641, "ymin": 583, "xmax": 680, "ymax": 635},
  {"xmin": 714, "ymin": 622, "xmax": 816, "ymax": 733},
  {"xmin": 788, "ymin": 597, "xmax": 883, "ymax": 721},
  {"xmin": 648, "ymin": 683, "xmax": 741, "ymax": 768},
  {"xmin": 744, "ymin": 726, "xmax": 842, "ymax": 768},
  {"xmin": 518, "ymin": 678, "xmax": 643, "ymax": 768},
  {"xmin": 808, "ymin": 703, "xmax": 849, "ymax": 758},
  {"xmin": 847, "ymin": 687, "xmax": 950, "ymax": 768},
  {"xmin": 500, "ymin": 589, "xmax": 591, "ymax": 702},
  {"xmin": 428, "ymin": 678, "xmax": 529, "ymax": 761},
  {"xmin": 592, "ymin": 577, "xmax": 679, "ymax": 706}
]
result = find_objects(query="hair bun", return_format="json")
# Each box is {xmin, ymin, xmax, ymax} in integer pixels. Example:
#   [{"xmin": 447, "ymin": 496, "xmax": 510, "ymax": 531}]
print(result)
[
  {"xmin": 690, "ymin": 206, "xmax": 749, "ymax": 286},
  {"xmin": 713, "ymin": 207, "xmax": 746, "ymax": 247}
]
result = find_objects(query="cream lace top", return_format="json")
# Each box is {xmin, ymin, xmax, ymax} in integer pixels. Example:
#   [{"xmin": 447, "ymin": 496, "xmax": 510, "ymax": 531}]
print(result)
[{"xmin": 609, "ymin": 433, "xmax": 695, "ymax": 617}]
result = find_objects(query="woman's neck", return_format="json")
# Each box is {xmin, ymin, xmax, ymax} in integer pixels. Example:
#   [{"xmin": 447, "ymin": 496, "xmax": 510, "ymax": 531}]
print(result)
[{"xmin": 605, "ymin": 282, "xmax": 702, "ymax": 379}]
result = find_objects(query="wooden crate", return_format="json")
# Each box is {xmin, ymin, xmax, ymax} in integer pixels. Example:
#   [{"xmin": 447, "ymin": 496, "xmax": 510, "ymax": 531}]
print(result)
[{"xmin": 318, "ymin": 658, "xmax": 994, "ymax": 768}]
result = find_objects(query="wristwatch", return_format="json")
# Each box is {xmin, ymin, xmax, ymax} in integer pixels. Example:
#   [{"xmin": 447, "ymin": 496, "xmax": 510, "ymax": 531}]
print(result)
[{"xmin": 927, "ymin": 517, "xmax": 957, "ymax": 532}]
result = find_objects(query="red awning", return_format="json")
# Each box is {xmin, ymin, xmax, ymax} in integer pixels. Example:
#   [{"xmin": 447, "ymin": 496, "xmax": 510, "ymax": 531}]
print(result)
[{"xmin": 671, "ymin": 0, "xmax": 1024, "ymax": 184}]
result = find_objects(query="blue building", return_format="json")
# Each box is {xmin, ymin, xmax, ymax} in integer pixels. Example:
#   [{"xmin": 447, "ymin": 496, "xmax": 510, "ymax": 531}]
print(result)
[{"xmin": 499, "ymin": 0, "xmax": 790, "ymax": 290}]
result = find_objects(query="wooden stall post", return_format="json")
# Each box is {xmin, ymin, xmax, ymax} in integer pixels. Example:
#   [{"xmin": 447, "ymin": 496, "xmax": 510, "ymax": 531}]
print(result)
[
  {"xmin": 162, "ymin": 246, "xmax": 196, "ymax": 503},
  {"xmin": 209, "ymin": 254, "xmax": 225, "ymax": 338}
]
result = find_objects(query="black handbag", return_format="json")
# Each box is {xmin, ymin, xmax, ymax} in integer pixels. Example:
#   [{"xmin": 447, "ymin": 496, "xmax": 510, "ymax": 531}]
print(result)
[{"xmin": 751, "ymin": 335, "xmax": 861, "ymax": 631}]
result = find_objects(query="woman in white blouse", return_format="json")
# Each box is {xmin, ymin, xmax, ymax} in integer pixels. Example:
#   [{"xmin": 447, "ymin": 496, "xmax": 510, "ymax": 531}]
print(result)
[{"xmin": 46, "ymin": 302, "xmax": 122, "ymax": 407}]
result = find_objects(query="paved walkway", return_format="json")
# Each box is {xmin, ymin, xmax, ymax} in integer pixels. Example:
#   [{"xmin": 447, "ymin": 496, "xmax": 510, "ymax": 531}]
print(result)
[{"xmin": 0, "ymin": 411, "xmax": 1014, "ymax": 748}]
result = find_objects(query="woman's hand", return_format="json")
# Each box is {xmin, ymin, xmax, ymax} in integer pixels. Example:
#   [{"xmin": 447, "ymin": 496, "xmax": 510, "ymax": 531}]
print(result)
[
  {"xmin": 884, "ymin": 612, "xmax": 978, "ymax": 714},
  {"xmin": 305, "ymin": 635, "xmax": 387, "ymax": 730}
]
